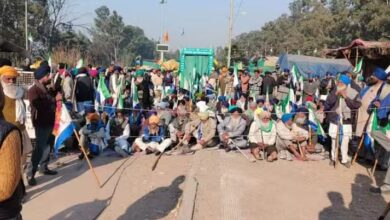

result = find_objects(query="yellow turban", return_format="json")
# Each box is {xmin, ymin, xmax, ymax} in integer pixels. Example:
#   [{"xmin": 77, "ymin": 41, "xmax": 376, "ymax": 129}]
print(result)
[
  {"xmin": 256, "ymin": 108, "xmax": 271, "ymax": 119},
  {"xmin": 149, "ymin": 115, "xmax": 160, "ymax": 125},
  {"xmin": 0, "ymin": 65, "xmax": 18, "ymax": 77}
]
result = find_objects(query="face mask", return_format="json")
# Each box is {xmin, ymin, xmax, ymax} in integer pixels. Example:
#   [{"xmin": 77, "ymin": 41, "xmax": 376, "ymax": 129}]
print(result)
[
  {"xmin": 115, "ymin": 118, "xmax": 124, "ymax": 124},
  {"xmin": 295, "ymin": 117, "xmax": 306, "ymax": 125}
]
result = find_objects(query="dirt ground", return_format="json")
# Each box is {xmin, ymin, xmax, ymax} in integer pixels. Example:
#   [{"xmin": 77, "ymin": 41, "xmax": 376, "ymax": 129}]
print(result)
[{"xmin": 22, "ymin": 149, "xmax": 390, "ymax": 220}]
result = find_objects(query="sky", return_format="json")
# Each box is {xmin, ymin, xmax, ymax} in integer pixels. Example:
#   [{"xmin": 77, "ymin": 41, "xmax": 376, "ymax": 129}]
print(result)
[{"xmin": 68, "ymin": 0, "xmax": 292, "ymax": 50}]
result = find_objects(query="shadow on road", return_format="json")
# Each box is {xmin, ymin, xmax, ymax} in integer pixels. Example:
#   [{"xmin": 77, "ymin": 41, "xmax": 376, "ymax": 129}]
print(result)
[
  {"xmin": 25, "ymin": 152, "xmax": 124, "ymax": 202},
  {"xmin": 319, "ymin": 174, "xmax": 387, "ymax": 220},
  {"xmin": 48, "ymin": 198, "xmax": 111, "ymax": 220},
  {"xmin": 117, "ymin": 175, "xmax": 185, "ymax": 220}
]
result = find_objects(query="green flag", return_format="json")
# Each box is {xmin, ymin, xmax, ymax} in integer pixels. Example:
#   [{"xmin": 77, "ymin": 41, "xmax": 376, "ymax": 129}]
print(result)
[
  {"xmin": 76, "ymin": 59, "xmax": 84, "ymax": 69},
  {"xmin": 97, "ymin": 75, "xmax": 111, "ymax": 104},
  {"xmin": 28, "ymin": 32, "xmax": 33, "ymax": 42},
  {"xmin": 353, "ymin": 58, "xmax": 363, "ymax": 73}
]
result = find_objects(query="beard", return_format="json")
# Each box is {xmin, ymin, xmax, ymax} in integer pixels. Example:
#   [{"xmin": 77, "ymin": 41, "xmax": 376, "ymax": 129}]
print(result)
[
  {"xmin": 1, "ymin": 81, "xmax": 23, "ymax": 99},
  {"xmin": 367, "ymin": 77, "xmax": 378, "ymax": 86},
  {"xmin": 337, "ymin": 85, "xmax": 347, "ymax": 93}
]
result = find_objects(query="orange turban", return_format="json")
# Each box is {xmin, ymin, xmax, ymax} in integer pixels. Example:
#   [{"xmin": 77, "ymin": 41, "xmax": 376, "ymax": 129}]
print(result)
[
  {"xmin": 87, "ymin": 113, "xmax": 100, "ymax": 122},
  {"xmin": 0, "ymin": 65, "xmax": 18, "ymax": 77},
  {"xmin": 148, "ymin": 115, "xmax": 160, "ymax": 125}
]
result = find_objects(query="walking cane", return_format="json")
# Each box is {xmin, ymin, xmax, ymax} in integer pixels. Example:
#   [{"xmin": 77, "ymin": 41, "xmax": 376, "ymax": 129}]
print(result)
[
  {"xmin": 334, "ymin": 121, "xmax": 340, "ymax": 168},
  {"xmin": 352, "ymin": 115, "xmax": 372, "ymax": 165},
  {"xmin": 228, "ymin": 139, "xmax": 256, "ymax": 163},
  {"xmin": 152, "ymin": 126, "xmax": 197, "ymax": 171},
  {"xmin": 260, "ymin": 130, "xmax": 266, "ymax": 160},
  {"xmin": 73, "ymin": 129, "xmax": 102, "ymax": 188}
]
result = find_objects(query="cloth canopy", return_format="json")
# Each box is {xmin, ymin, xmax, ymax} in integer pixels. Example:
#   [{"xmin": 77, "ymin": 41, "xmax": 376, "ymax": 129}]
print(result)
[{"xmin": 278, "ymin": 53, "xmax": 352, "ymax": 78}]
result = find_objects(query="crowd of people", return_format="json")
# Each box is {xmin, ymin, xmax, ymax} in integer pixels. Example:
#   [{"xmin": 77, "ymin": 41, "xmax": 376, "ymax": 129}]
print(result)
[{"xmin": 0, "ymin": 57, "xmax": 389, "ymax": 219}]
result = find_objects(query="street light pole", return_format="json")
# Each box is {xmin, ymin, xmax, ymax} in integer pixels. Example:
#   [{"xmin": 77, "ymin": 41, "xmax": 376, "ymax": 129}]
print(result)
[
  {"xmin": 25, "ymin": 0, "xmax": 28, "ymax": 51},
  {"xmin": 227, "ymin": 0, "xmax": 234, "ymax": 68}
]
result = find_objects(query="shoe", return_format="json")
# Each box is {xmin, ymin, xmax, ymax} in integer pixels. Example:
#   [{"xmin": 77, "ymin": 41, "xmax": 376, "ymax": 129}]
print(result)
[
  {"xmin": 342, "ymin": 161, "xmax": 351, "ymax": 168},
  {"xmin": 115, "ymin": 146, "xmax": 129, "ymax": 158},
  {"xmin": 370, "ymin": 187, "xmax": 381, "ymax": 194},
  {"xmin": 78, "ymin": 153, "xmax": 85, "ymax": 160},
  {"xmin": 42, "ymin": 169, "xmax": 58, "ymax": 176},
  {"xmin": 28, "ymin": 177, "xmax": 37, "ymax": 186}
]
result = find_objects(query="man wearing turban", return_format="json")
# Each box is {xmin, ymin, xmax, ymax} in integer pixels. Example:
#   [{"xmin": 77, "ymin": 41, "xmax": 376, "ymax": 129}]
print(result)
[
  {"xmin": 0, "ymin": 64, "xmax": 33, "ymax": 173},
  {"xmin": 324, "ymin": 74, "xmax": 362, "ymax": 167},
  {"xmin": 356, "ymin": 67, "xmax": 387, "ymax": 138}
]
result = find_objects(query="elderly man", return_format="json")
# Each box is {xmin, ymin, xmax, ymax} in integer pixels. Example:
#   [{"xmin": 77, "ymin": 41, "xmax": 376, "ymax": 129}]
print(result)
[
  {"xmin": 79, "ymin": 111, "xmax": 106, "ymax": 159},
  {"xmin": 0, "ymin": 65, "xmax": 33, "ymax": 168},
  {"xmin": 133, "ymin": 115, "xmax": 172, "ymax": 154},
  {"xmin": 107, "ymin": 110, "xmax": 131, "ymax": 157},
  {"xmin": 325, "ymin": 74, "xmax": 362, "ymax": 167},
  {"xmin": 218, "ymin": 106, "xmax": 247, "ymax": 152},
  {"xmin": 356, "ymin": 68, "xmax": 387, "ymax": 138},
  {"xmin": 169, "ymin": 105, "xmax": 190, "ymax": 145},
  {"xmin": 0, "ymin": 83, "xmax": 24, "ymax": 220},
  {"xmin": 249, "ymin": 109, "xmax": 277, "ymax": 161},
  {"xmin": 276, "ymin": 113, "xmax": 309, "ymax": 161},
  {"xmin": 183, "ymin": 110, "xmax": 217, "ymax": 151},
  {"xmin": 28, "ymin": 65, "xmax": 60, "ymax": 186}
]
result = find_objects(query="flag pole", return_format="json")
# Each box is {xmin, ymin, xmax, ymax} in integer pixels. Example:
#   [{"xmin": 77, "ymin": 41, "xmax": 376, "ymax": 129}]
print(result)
[
  {"xmin": 25, "ymin": 0, "xmax": 28, "ymax": 51},
  {"xmin": 73, "ymin": 129, "xmax": 102, "ymax": 188}
]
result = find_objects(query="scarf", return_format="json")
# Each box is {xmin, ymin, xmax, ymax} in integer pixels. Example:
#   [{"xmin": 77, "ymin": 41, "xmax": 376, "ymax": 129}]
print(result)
[
  {"xmin": 256, "ymin": 119, "xmax": 274, "ymax": 133},
  {"xmin": 2, "ymin": 82, "xmax": 26, "ymax": 124}
]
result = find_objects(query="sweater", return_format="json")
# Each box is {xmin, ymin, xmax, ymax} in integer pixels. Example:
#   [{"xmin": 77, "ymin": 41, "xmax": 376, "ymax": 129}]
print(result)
[{"xmin": 0, "ymin": 121, "xmax": 23, "ymax": 219}]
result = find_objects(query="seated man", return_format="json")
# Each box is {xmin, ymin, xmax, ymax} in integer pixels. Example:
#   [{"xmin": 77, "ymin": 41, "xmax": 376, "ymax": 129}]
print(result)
[
  {"xmin": 276, "ymin": 113, "xmax": 309, "ymax": 161},
  {"xmin": 107, "ymin": 110, "xmax": 131, "ymax": 157},
  {"xmin": 249, "ymin": 110, "xmax": 277, "ymax": 161},
  {"xmin": 169, "ymin": 105, "xmax": 190, "ymax": 145},
  {"xmin": 79, "ymin": 111, "xmax": 106, "ymax": 159},
  {"xmin": 217, "ymin": 106, "xmax": 247, "ymax": 152},
  {"xmin": 183, "ymin": 111, "xmax": 217, "ymax": 151},
  {"xmin": 294, "ymin": 106, "xmax": 320, "ymax": 154},
  {"xmin": 133, "ymin": 115, "xmax": 172, "ymax": 154}
]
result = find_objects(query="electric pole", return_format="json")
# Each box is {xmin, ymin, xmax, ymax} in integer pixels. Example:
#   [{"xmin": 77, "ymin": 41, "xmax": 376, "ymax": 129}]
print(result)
[{"xmin": 227, "ymin": 0, "xmax": 234, "ymax": 68}]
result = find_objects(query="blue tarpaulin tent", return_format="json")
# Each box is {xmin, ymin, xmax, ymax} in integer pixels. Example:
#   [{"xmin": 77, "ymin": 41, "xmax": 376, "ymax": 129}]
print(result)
[{"xmin": 278, "ymin": 54, "xmax": 353, "ymax": 78}]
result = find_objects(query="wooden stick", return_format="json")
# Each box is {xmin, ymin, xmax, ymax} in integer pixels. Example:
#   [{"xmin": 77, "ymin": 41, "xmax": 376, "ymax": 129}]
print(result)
[
  {"xmin": 73, "ymin": 129, "xmax": 102, "ymax": 188},
  {"xmin": 309, "ymin": 126, "xmax": 312, "ymax": 146},
  {"xmin": 297, "ymin": 142, "xmax": 304, "ymax": 158},
  {"xmin": 352, "ymin": 136, "xmax": 364, "ymax": 165},
  {"xmin": 152, "ymin": 126, "xmax": 197, "ymax": 171},
  {"xmin": 334, "ymin": 123, "xmax": 340, "ymax": 168},
  {"xmin": 371, "ymin": 159, "xmax": 378, "ymax": 179}
]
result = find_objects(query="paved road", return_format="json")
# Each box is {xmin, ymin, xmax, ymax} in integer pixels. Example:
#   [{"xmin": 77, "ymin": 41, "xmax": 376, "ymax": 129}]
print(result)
[{"xmin": 22, "ymin": 149, "xmax": 390, "ymax": 220}]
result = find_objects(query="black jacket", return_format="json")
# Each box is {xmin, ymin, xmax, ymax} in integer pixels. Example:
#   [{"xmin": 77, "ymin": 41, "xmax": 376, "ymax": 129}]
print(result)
[{"xmin": 74, "ymin": 74, "xmax": 94, "ymax": 102}]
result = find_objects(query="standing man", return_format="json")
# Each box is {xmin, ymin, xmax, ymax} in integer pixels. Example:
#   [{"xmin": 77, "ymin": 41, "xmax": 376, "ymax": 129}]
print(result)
[
  {"xmin": 356, "ymin": 68, "xmax": 387, "ymax": 139},
  {"xmin": 0, "ymin": 83, "xmax": 24, "ymax": 220},
  {"xmin": 0, "ymin": 65, "xmax": 33, "ymax": 169},
  {"xmin": 325, "ymin": 75, "xmax": 362, "ymax": 167},
  {"xmin": 73, "ymin": 67, "xmax": 94, "ymax": 114},
  {"xmin": 249, "ymin": 69, "xmax": 263, "ymax": 99},
  {"xmin": 28, "ymin": 65, "xmax": 60, "ymax": 186}
]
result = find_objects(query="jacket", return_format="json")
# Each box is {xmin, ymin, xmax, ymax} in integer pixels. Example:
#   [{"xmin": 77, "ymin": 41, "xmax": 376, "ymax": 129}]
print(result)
[
  {"xmin": 217, "ymin": 116, "xmax": 246, "ymax": 140},
  {"xmin": 186, "ymin": 118, "xmax": 216, "ymax": 143},
  {"xmin": 324, "ymin": 87, "xmax": 362, "ymax": 125},
  {"xmin": 28, "ymin": 81, "xmax": 56, "ymax": 128},
  {"xmin": 74, "ymin": 74, "xmax": 94, "ymax": 102}
]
